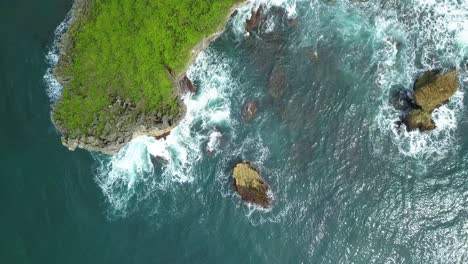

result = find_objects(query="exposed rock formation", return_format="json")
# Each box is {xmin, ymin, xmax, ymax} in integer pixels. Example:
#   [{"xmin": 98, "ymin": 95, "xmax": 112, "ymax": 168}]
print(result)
[
  {"xmin": 403, "ymin": 69, "xmax": 458, "ymax": 132},
  {"xmin": 232, "ymin": 162, "xmax": 271, "ymax": 208},
  {"xmin": 406, "ymin": 109, "xmax": 436, "ymax": 131},
  {"xmin": 413, "ymin": 70, "xmax": 457, "ymax": 111},
  {"xmin": 178, "ymin": 74, "xmax": 196, "ymax": 94}
]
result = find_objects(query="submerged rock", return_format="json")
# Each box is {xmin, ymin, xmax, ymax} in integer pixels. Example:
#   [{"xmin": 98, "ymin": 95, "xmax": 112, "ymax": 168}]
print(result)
[
  {"xmin": 413, "ymin": 69, "xmax": 458, "ymax": 111},
  {"xmin": 242, "ymin": 100, "xmax": 258, "ymax": 121},
  {"xmin": 269, "ymin": 62, "xmax": 287, "ymax": 98},
  {"xmin": 232, "ymin": 163, "xmax": 271, "ymax": 208},
  {"xmin": 406, "ymin": 109, "xmax": 436, "ymax": 132}
]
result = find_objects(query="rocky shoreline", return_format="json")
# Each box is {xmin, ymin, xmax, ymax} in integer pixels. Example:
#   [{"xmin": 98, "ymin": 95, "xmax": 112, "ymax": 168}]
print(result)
[{"xmin": 53, "ymin": 0, "xmax": 248, "ymax": 154}]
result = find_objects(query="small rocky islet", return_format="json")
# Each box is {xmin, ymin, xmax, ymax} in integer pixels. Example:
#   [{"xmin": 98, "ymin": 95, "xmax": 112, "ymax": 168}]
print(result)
[
  {"xmin": 232, "ymin": 162, "xmax": 271, "ymax": 208},
  {"xmin": 397, "ymin": 69, "xmax": 459, "ymax": 132}
]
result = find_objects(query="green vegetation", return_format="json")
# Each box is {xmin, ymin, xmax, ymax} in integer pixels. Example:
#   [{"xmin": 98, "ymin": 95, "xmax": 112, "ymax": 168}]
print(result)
[{"xmin": 54, "ymin": 0, "xmax": 240, "ymax": 138}]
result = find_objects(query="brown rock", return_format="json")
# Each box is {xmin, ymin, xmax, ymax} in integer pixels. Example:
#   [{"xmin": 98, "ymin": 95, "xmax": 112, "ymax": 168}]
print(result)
[
  {"xmin": 242, "ymin": 101, "xmax": 258, "ymax": 121},
  {"xmin": 245, "ymin": 6, "xmax": 263, "ymax": 33},
  {"xmin": 232, "ymin": 163, "xmax": 271, "ymax": 208},
  {"xmin": 413, "ymin": 70, "xmax": 458, "ymax": 111},
  {"xmin": 406, "ymin": 109, "xmax": 436, "ymax": 132},
  {"xmin": 179, "ymin": 75, "xmax": 196, "ymax": 94}
]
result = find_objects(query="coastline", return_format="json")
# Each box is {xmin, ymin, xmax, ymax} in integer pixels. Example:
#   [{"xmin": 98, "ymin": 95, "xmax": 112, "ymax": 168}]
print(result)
[{"xmin": 52, "ymin": 0, "xmax": 249, "ymax": 155}]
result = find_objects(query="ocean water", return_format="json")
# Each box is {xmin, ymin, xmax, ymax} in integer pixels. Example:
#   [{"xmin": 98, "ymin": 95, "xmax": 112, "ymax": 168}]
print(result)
[{"xmin": 2, "ymin": 0, "xmax": 468, "ymax": 263}]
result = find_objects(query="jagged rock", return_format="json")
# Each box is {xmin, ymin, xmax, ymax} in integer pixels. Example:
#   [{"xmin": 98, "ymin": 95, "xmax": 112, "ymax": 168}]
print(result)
[
  {"xmin": 232, "ymin": 162, "xmax": 271, "ymax": 208},
  {"xmin": 413, "ymin": 70, "xmax": 458, "ymax": 111},
  {"xmin": 406, "ymin": 109, "xmax": 436, "ymax": 131},
  {"xmin": 390, "ymin": 90, "xmax": 416, "ymax": 112},
  {"xmin": 245, "ymin": 6, "xmax": 263, "ymax": 33},
  {"xmin": 242, "ymin": 101, "xmax": 258, "ymax": 121},
  {"xmin": 230, "ymin": 9, "xmax": 238, "ymax": 17},
  {"xmin": 394, "ymin": 70, "xmax": 458, "ymax": 132},
  {"xmin": 179, "ymin": 74, "xmax": 196, "ymax": 94}
]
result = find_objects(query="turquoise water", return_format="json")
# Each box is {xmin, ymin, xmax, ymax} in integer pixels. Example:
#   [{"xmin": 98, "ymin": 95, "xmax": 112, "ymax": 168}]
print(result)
[{"xmin": 2, "ymin": 0, "xmax": 468, "ymax": 263}]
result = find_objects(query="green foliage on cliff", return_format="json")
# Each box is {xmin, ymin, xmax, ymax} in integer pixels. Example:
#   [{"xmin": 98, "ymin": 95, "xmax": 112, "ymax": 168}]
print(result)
[{"xmin": 54, "ymin": 0, "xmax": 239, "ymax": 137}]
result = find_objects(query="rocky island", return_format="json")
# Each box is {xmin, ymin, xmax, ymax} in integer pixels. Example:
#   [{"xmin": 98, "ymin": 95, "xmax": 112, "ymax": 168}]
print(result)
[
  {"xmin": 52, "ymin": 0, "xmax": 243, "ymax": 154},
  {"xmin": 232, "ymin": 162, "xmax": 271, "ymax": 208},
  {"xmin": 403, "ymin": 70, "xmax": 458, "ymax": 131}
]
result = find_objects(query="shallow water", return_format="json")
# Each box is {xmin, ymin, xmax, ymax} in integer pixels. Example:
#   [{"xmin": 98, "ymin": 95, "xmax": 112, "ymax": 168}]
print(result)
[{"xmin": 2, "ymin": 0, "xmax": 468, "ymax": 263}]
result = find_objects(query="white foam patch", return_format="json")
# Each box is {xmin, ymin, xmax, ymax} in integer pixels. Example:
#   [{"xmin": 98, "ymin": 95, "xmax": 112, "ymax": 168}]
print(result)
[
  {"xmin": 206, "ymin": 130, "xmax": 222, "ymax": 154},
  {"xmin": 94, "ymin": 50, "xmax": 238, "ymax": 215},
  {"xmin": 370, "ymin": 0, "xmax": 468, "ymax": 158},
  {"xmin": 44, "ymin": 14, "xmax": 71, "ymax": 102}
]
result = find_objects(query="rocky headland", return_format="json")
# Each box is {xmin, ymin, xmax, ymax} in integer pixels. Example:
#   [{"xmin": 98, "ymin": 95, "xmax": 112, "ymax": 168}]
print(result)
[{"xmin": 52, "ymin": 0, "xmax": 246, "ymax": 154}]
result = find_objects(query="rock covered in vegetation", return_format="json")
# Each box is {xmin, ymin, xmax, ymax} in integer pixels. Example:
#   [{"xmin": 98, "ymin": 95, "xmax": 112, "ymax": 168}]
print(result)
[
  {"xmin": 402, "ymin": 69, "xmax": 458, "ymax": 132},
  {"xmin": 406, "ymin": 109, "xmax": 436, "ymax": 131},
  {"xmin": 413, "ymin": 70, "xmax": 458, "ymax": 111},
  {"xmin": 232, "ymin": 162, "xmax": 271, "ymax": 208}
]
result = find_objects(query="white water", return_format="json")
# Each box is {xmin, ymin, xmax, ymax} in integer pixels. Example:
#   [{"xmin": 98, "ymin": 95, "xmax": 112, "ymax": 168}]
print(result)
[{"xmin": 44, "ymin": 13, "xmax": 70, "ymax": 102}]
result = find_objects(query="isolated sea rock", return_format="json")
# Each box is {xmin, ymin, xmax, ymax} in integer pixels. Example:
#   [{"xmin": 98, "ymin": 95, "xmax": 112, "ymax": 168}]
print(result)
[
  {"xmin": 397, "ymin": 69, "xmax": 459, "ymax": 132},
  {"xmin": 413, "ymin": 69, "xmax": 458, "ymax": 111},
  {"xmin": 406, "ymin": 109, "xmax": 436, "ymax": 131},
  {"xmin": 232, "ymin": 163, "xmax": 271, "ymax": 208},
  {"xmin": 242, "ymin": 101, "xmax": 258, "ymax": 121}
]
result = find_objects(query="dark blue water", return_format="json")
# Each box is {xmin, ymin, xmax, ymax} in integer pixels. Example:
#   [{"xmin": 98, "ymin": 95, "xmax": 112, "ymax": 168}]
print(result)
[{"xmin": 2, "ymin": 0, "xmax": 468, "ymax": 263}]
